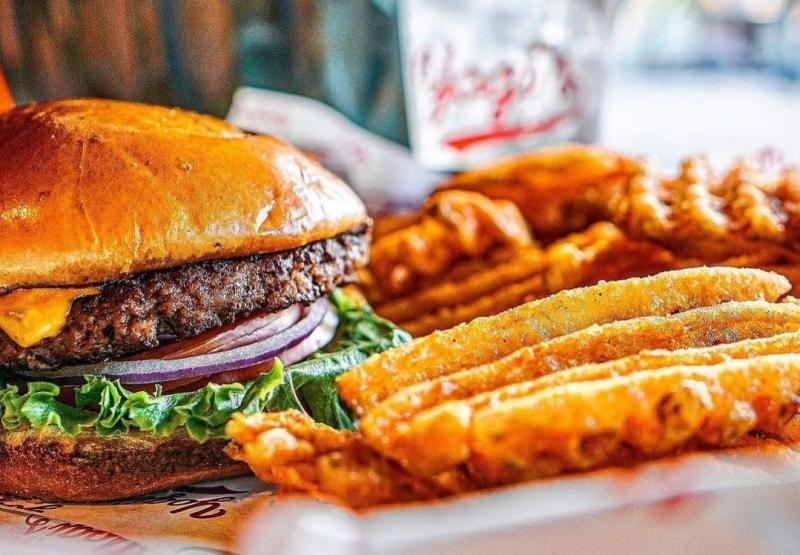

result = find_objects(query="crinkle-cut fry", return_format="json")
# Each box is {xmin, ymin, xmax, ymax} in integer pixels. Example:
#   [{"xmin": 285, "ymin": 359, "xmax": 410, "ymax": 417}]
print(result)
[
  {"xmin": 536, "ymin": 221, "xmax": 674, "ymax": 291},
  {"xmin": 400, "ymin": 225, "xmax": 682, "ymax": 337},
  {"xmin": 360, "ymin": 302, "xmax": 800, "ymax": 474},
  {"xmin": 372, "ymin": 212, "xmax": 419, "ymax": 239},
  {"xmin": 375, "ymin": 245, "xmax": 546, "ymax": 324},
  {"xmin": 400, "ymin": 274, "xmax": 547, "ymax": 337},
  {"xmin": 367, "ymin": 191, "xmax": 533, "ymax": 298},
  {"xmin": 541, "ymin": 227, "xmax": 681, "ymax": 293},
  {"xmin": 338, "ymin": 267, "xmax": 791, "ymax": 415},
  {"xmin": 425, "ymin": 245, "xmax": 524, "ymax": 286},
  {"xmin": 225, "ymin": 412, "xmax": 456, "ymax": 509},
  {"xmin": 364, "ymin": 245, "xmax": 524, "ymax": 307},
  {"xmin": 380, "ymin": 222, "xmax": 643, "ymax": 328},
  {"xmin": 469, "ymin": 355, "xmax": 800, "ymax": 486}
]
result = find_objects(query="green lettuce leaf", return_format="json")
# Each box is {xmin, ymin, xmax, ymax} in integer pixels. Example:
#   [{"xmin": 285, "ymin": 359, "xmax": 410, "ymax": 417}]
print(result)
[
  {"xmin": 264, "ymin": 289, "xmax": 411, "ymax": 430},
  {"xmin": 0, "ymin": 290, "xmax": 410, "ymax": 441}
]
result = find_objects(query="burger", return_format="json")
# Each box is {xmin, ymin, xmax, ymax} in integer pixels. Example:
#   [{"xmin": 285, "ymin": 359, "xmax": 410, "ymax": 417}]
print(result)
[{"xmin": 0, "ymin": 99, "xmax": 408, "ymax": 501}]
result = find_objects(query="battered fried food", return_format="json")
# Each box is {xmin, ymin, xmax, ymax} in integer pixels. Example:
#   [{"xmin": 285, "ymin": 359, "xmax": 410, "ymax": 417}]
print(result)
[
  {"xmin": 364, "ymin": 148, "xmax": 800, "ymax": 339},
  {"xmin": 440, "ymin": 147, "xmax": 800, "ymax": 263},
  {"xmin": 339, "ymin": 267, "xmax": 790, "ymax": 415},
  {"xmin": 225, "ymin": 411, "xmax": 459, "ymax": 508},
  {"xmin": 229, "ymin": 351, "xmax": 800, "ymax": 506},
  {"xmin": 611, "ymin": 158, "xmax": 800, "ymax": 261},
  {"xmin": 366, "ymin": 191, "xmax": 533, "ymax": 300},
  {"xmin": 762, "ymin": 265, "xmax": 800, "ymax": 296},
  {"xmin": 439, "ymin": 144, "xmax": 639, "ymax": 241},
  {"xmin": 398, "ymin": 223, "xmax": 683, "ymax": 336},
  {"xmin": 470, "ymin": 355, "xmax": 800, "ymax": 485},
  {"xmin": 231, "ymin": 269, "xmax": 800, "ymax": 509},
  {"xmin": 359, "ymin": 302, "xmax": 800, "ymax": 474},
  {"xmin": 376, "ymin": 245, "xmax": 547, "ymax": 324},
  {"xmin": 364, "ymin": 151, "xmax": 800, "ymax": 335}
]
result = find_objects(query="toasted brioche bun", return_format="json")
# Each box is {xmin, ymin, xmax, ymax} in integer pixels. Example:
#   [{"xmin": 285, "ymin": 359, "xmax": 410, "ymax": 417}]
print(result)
[
  {"xmin": 0, "ymin": 99, "xmax": 368, "ymax": 290},
  {"xmin": 0, "ymin": 427, "xmax": 248, "ymax": 501}
]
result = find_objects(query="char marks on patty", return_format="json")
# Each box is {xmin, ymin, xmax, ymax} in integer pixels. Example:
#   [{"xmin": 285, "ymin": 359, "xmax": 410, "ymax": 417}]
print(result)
[{"xmin": 0, "ymin": 226, "xmax": 368, "ymax": 371}]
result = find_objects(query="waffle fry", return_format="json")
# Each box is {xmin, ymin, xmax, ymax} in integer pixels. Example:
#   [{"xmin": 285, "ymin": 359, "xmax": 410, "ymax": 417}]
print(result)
[
  {"xmin": 360, "ymin": 302, "xmax": 800, "ymax": 474},
  {"xmin": 612, "ymin": 160, "xmax": 800, "ymax": 261},
  {"xmin": 442, "ymin": 148, "xmax": 800, "ymax": 262},
  {"xmin": 339, "ymin": 268, "xmax": 791, "ymax": 415}
]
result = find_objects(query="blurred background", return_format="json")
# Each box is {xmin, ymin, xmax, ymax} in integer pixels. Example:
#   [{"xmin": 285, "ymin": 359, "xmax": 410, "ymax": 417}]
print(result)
[{"xmin": 0, "ymin": 0, "xmax": 798, "ymax": 167}]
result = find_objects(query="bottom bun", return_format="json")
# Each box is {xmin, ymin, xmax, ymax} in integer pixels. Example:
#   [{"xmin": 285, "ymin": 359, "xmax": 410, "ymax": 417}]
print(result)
[{"xmin": 0, "ymin": 427, "xmax": 248, "ymax": 501}]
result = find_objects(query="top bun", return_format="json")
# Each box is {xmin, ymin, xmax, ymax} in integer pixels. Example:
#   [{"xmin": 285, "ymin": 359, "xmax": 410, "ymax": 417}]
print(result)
[{"xmin": 0, "ymin": 99, "xmax": 368, "ymax": 290}]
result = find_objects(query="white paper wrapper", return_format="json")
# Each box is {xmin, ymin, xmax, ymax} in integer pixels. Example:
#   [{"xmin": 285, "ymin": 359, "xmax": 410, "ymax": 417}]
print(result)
[
  {"xmin": 2, "ymin": 440, "xmax": 799, "ymax": 554},
  {"xmin": 227, "ymin": 87, "xmax": 440, "ymax": 213},
  {"xmin": 0, "ymin": 476, "xmax": 273, "ymax": 553}
]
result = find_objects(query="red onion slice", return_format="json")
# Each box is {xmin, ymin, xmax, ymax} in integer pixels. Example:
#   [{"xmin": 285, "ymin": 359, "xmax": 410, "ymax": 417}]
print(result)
[
  {"xmin": 125, "ymin": 305, "xmax": 302, "ymax": 361},
  {"xmin": 132, "ymin": 308, "xmax": 340, "ymax": 394},
  {"xmin": 18, "ymin": 299, "xmax": 334, "ymax": 386},
  {"xmin": 167, "ymin": 304, "xmax": 303, "ymax": 359},
  {"xmin": 277, "ymin": 304, "xmax": 339, "ymax": 364}
]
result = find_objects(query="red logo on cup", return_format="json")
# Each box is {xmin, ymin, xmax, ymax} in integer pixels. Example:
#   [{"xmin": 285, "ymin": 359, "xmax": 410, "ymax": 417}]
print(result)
[{"xmin": 412, "ymin": 42, "xmax": 579, "ymax": 151}]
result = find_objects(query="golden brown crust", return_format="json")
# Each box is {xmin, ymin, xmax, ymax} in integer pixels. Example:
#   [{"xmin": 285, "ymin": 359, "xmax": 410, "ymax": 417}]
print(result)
[
  {"xmin": 363, "ymin": 191, "xmax": 533, "ymax": 301},
  {"xmin": 225, "ymin": 411, "xmax": 456, "ymax": 509},
  {"xmin": 438, "ymin": 144, "xmax": 639, "ymax": 241},
  {"xmin": 340, "ymin": 267, "xmax": 791, "ymax": 415},
  {"xmin": 0, "ymin": 99, "xmax": 368, "ymax": 290},
  {"xmin": 0, "ymin": 427, "xmax": 248, "ymax": 501}
]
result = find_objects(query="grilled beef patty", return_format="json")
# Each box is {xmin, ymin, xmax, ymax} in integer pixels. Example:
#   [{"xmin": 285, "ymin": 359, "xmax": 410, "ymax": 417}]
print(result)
[{"xmin": 0, "ymin": 226, "xmax": 368, "ymax": 371}]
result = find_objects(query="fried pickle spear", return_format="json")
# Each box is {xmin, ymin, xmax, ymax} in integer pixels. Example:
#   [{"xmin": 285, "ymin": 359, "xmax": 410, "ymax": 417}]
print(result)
[
  {"xmin": 225, "ymin": 411, "xmax": 458, "ymax": 509},
  {"xmin": 359, "ymin": 303, "xmax": 800, "ymax": 474},
  {"xmin": 470, "ymin": 355, "xmax": 800, "ymax": 485},
  {"xmin": 338, "ymin": 268, "xmax": 791, "ymax": 415},
  {"xmin": 230, "ymin": 350, "xmax": 800, "ymax": 507}
]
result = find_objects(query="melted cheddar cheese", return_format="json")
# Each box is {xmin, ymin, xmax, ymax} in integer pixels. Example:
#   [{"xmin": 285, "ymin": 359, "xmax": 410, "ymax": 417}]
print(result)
[{"xmin": 0, "ymin": 287, "xmax": 100, "ymax": 347}]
